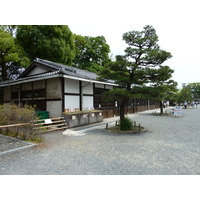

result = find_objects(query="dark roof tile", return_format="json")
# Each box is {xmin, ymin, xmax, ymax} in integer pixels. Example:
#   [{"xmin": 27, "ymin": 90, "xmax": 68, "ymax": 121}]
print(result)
[{"xmin": 36, "ymin": 58, "xmax": 98, "ymax": 81}]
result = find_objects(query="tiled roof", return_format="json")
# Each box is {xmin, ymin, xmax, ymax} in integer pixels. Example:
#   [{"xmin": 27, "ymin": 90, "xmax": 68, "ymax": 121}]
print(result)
[
  {"xmin": 0, "ymin": 58, "xmax": 116, "ymax": 87},
  {"xmin": 35, "ymin": 58, "xmax": 98, "ymax": 81},
  {"xmin": 0, "ymin": 70, "xmax": 61, "ymax": 87}
]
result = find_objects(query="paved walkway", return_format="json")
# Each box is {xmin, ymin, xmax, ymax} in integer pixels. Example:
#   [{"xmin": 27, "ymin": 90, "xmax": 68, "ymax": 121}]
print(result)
[{"xmin": 0, "ymin": 107, "xmax": 200, "ymax": 175}]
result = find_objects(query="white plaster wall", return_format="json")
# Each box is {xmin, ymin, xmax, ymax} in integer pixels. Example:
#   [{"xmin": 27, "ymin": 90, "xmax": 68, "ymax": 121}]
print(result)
[
  {"xmin": 27, "ymin": 66, "xmax": 49, "ymax": 76},
  {"xmin": 82, "ymin": 82, "xmax": 93, "ymax": 94},
  {"xmin": 65, "ymin": 79, "xmax": 79, "ymax": 93},
  {"xmin": 47, "ymin": 101, "xmax": 62, "ymax": 117},
  {"xmin": 65, "ymin": 95, "xmax": 80, "ymax": 109},
  {"xmin": 83, "ymin": 96, "xmax": 94, "ymax": 109}
]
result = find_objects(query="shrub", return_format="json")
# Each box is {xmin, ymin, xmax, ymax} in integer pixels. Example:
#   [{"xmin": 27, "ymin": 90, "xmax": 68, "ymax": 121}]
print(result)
[
  {"xmin": 120, "ymin": 117, "xmax": 133, "ymax": 130},
  {"xmin": 0, "ymin": 103, "xmax": 38, "ymax": 125},
  {"xmin": 0, "ymin": 103, "xmax": 41, "ymax": 141}
]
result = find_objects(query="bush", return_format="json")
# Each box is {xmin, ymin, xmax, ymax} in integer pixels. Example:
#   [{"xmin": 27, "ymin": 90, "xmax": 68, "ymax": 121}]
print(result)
[
  {"xmin": 120, "ymin": 117, "xmax": 133, "ymax": 130},
  {"xmin": 0, "ymin": 103, "xmax": 41, "ymax": 141},
  {"xmin": 0, "ymin": 103, "xmax": 38, "ymax": 125}
]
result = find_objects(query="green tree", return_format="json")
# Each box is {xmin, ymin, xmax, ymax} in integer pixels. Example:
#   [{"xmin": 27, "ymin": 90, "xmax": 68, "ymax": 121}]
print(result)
[
  {"xmin": 178, "ymin": 84, "xmax": 194, "ymax": 103},
  {"xmin": 0, "ymin": 29, "xmax": 30, "ymax": 81},
  {"xmin": 0, "ymin": 25, "xmax": 17, "ymax": 36},
  {"xmin": 16, "ymin": 25, "xmax": 75, "ymax": 65},
  {"xmin": 99, "ymin": 25, "xmax": 173, "ymax": 122},
  {"xmin": 187, "ymin": 83, "xmax": 200, "ymax": 100},
  {"xmin": 73, "ymin": 35, "xmax": 111, "ymax": 72},
  {"xmin": 144, "ymin": 66, "xmax": 177, "ymax": 113}
]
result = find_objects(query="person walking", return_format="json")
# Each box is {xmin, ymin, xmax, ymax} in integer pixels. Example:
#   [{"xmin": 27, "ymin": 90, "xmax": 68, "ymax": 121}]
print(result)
[{"xmin": 184, "ymin": 101, "xmax": 187, "ymax": 109}]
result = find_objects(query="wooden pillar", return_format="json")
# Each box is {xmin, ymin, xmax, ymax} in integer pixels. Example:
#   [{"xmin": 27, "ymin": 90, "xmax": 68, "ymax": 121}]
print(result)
[
  {"xmin": 61, "ymin": 77, "xmax": 65, "ymax": 112},
  {"xmin": 80, "ymin": 81, "xmax": 83, "ymax": 111}
]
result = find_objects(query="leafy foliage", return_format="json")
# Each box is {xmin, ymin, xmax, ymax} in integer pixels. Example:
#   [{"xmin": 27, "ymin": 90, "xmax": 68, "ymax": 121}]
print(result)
[
  {"xmin": 0, "ymin": 103, "xmax": 38, "ymax": 125},
  {"xmin": 0, "ymin": 104, "xmax": 41, "ymax": 141},
  {"xmin": 99, "ymin": 25, "xmax": 175, "ymax": 120},
  {"xmin": 0, "ymin": 28, "xmax": 30, "ymax": 81},
  {"xmin": 73, "ymin": 35, "xmax": 111, "ymax": 72},
  {"xmin": 16, "ymin": 25, "xmax": 75, "ymax": 65},
  {"xmin": 120, "ymin": 117, "xmax": 133, "ymax": 130},
  {"xmin": 0, "ymin": 25, "xmax": 17, "ymax": 36},
  {"xmin": 187, "ymin": 83, "xmax": 200, "ymax": 100},
  {"xmin": 144, "ymin": 65, "xmax": 177, "ymax": 113},
  {"xmin": 177, "ymin": 83, "xmax": 197, "ymax": 103}
]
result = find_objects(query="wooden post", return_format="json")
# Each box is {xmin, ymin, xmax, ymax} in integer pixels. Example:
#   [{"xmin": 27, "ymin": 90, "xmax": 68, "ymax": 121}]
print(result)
[{"xmin": 80, "ymin": 81, "xmax": 83, "ymax": 111}]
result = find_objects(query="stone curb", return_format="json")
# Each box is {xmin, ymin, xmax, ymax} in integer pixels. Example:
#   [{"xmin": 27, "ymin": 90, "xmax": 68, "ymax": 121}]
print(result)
[
  {"xmin": 0, "ymin": 134, "xmax": 37, "ymax": 156},
  {"xmin": 0, "ymin": 143, "xmax": 36, "ymax": 156}
]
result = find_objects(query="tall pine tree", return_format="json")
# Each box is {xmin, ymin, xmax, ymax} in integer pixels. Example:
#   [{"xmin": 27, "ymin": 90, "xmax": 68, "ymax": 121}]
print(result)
[{"xmin": 99, "ymin": 25, "xmax": 175, "ymax": 125}]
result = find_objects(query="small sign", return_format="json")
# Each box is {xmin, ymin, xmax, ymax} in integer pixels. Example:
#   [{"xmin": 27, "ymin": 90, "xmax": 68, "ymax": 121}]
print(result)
[
  {"xmin": 173, "ymin": 106, "xmax": 183, "ymax": 117},
  {"xmin": 45, "ymin": 119, "xmax": 52, "ymax": 124}
]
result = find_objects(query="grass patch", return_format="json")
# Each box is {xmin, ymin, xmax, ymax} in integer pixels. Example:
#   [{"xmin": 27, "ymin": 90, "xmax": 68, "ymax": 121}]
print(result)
[{"xmin": 26, "ymin": 136, "xmax": 43, "ymax": 143}]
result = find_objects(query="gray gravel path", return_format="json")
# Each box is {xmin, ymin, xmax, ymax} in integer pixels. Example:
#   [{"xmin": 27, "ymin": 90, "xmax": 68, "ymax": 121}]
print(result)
[
  {"xmin": 0, "ymin": 107, "xmax": 200, "ymax": 175},
  {"xmin": 0, "ymin": 134, "xmax": 36, "ymax": 155}
]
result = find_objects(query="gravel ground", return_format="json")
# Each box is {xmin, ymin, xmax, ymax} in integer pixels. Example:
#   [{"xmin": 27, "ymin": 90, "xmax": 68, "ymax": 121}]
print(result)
[
  {"xmin": 0, "ymin": 107, "xmax": 200, "ymax": 175},
  {"xmin": 0, "ymin": 134, "xmax": 36, "ymax": 155}
]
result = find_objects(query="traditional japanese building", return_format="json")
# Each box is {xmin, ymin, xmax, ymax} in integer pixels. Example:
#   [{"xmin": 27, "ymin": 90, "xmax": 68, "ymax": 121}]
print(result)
[{"xmin": 0, "ymin": 58, "xmax": 159, "ymax": 118}]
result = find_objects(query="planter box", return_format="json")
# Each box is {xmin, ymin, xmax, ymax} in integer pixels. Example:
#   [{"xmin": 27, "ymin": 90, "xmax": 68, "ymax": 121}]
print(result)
[{"xmin": 62, "ymin": 111, "xmax": 103, "ymax": 128}]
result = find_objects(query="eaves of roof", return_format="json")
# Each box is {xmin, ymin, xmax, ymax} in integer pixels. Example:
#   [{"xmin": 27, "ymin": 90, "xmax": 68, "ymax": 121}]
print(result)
[
  {"xmin": 35, "ymin": 58, "xmax": 99, "ymax": 81},
  {"xmin": 0, "ymin": 71, "xmax": 62, "ymax": 87},
  {"xmin": 0, "ymin": 69, "xmax": 117, "ymax": 87},
  {"xmin": 0, "ymin": 58, "xmax": 117, "ymax": 87}
]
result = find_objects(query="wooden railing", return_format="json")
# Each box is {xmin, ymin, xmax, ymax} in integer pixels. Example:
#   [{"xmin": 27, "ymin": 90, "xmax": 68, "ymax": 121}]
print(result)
[
  {"xmin": 0, "ymin": 117, "xmax": 68, "ymax": 133},
  {"xmin": 34, "ymin": 117, "xmax": 68, "ymax": 133}
]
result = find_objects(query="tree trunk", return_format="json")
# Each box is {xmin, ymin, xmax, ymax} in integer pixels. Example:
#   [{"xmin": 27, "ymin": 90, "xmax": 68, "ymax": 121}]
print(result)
[
  {"xmin": 119, "ymin": 97, "xmax": 130, "ymax": 121},
  {"xmin": 160, "ymin": 101, "xmax": 163, "ymax": 114}
]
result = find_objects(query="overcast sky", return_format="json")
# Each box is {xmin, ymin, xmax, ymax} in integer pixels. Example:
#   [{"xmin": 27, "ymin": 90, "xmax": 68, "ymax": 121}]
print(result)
[
  {"xmin": 2, "ymin": 0, "xmax": 200, "ymax": 88},
  {"xmin": 68, "ymin": 0, "xmax": 200, "ymax": 88}
]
